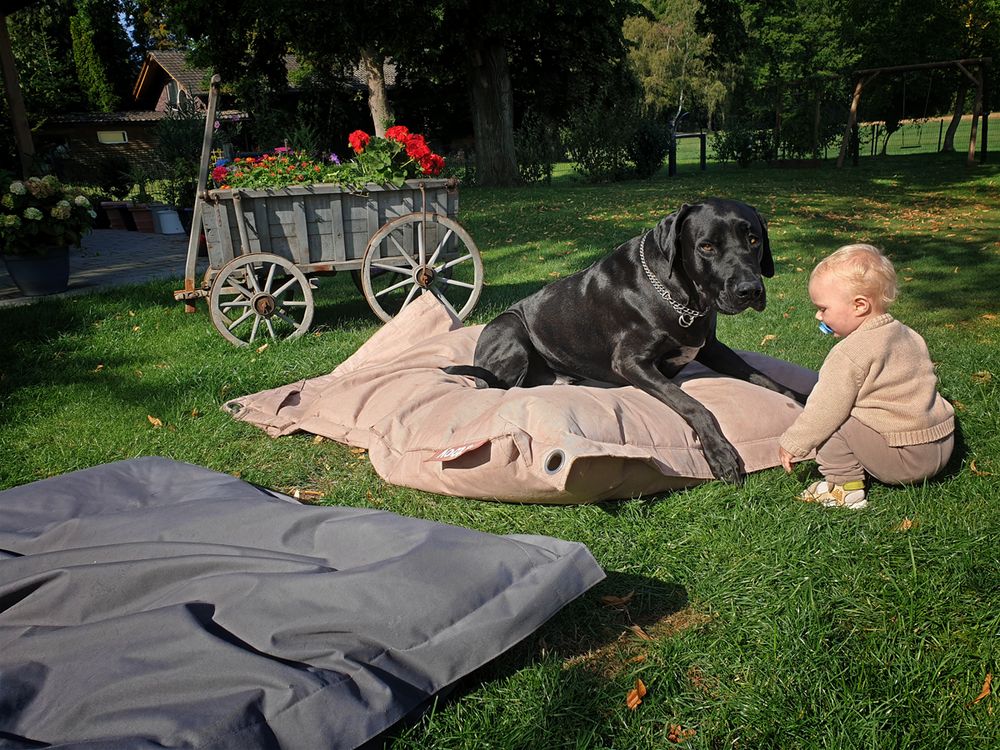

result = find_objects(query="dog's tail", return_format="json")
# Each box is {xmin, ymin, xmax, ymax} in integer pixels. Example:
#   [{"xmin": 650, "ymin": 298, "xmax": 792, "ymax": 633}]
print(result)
[{"xmin": 442, "ymin": 365, "xmax": 506, "ymax": 389}]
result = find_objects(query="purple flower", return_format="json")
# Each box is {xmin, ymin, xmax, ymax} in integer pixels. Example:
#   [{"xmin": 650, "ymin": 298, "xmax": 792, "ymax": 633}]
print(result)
[
  {"xmin": 214, "ymin": 120, "xmax": 221, "ymax": 130},
  {"xmin": 328, "ymin": 153, "xmax": 340, "ymax": 164},
  {"xmin": 273, "ymin": 146, "xmax": 290, "ymax": 153}
]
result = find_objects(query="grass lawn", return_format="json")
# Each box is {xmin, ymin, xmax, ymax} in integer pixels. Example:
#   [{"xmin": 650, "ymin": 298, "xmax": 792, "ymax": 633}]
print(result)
[{"xmin": 2, "ymin": 150, "xmax": 998, "ymax": 748}]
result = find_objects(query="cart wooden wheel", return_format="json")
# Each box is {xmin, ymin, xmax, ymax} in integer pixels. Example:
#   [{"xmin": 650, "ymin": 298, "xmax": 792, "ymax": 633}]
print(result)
[
  {"xmin": 209, "ymin": 253, "xmax": 315, "ymax": 346},
  {"xmin": 360, "ymin": 213, "xmax": 483, "ymax": 323}
]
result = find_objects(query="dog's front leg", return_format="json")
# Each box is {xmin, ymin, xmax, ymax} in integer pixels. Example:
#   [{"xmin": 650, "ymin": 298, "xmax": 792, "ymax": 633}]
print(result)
[
  {"xmin": 617, "ymin": 360, "xmax": 745, "ymax": 483},
  {"xmin": 696, "ymin": 339, "xmax": 810, "ymax": 405}
]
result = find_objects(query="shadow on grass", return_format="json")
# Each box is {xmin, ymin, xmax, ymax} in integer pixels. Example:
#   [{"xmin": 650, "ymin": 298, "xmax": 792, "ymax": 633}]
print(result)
[{"xmin": 377, "ymin": 572, "xmax": 691, "ymax": 747}]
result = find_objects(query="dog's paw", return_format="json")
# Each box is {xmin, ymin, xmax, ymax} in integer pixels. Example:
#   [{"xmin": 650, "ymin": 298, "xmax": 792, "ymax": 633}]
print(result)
[{"xmin": 703, "ymin": 439, "xmax": 745, "ymax": 484}]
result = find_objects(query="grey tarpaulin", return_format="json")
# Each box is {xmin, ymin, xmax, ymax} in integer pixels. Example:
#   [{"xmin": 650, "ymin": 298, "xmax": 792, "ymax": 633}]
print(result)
[{"xmin": 0, "ymin": 458, "xmax": 605, "ymax": 748}]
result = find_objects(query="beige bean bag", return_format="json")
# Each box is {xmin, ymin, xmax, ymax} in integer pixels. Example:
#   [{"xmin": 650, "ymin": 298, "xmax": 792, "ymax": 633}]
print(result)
[{"xmin": 227, "ymin": 294, "xmax": 816, "ymax": 503}]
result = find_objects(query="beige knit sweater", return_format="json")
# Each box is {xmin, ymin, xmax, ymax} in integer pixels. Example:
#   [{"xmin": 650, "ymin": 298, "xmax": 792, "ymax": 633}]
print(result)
[{"xmin": 780, "ymin": 313, "xmax": 955, "ymax": 457}]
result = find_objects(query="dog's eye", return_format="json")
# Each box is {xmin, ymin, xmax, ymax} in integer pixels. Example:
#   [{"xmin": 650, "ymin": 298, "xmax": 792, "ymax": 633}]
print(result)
[
  {"xmin": 699, "ymin": 242, "xmax": 715, "ymax": 253},
  {"xmin": 748, "ymin": 235, "xmax": 760, "ymax": 246}
]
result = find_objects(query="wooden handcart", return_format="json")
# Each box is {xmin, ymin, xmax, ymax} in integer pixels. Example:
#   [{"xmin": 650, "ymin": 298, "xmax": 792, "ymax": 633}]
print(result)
[{"xmin": 174, "ymin": 76, "xmax": 484, "ymax": 346}]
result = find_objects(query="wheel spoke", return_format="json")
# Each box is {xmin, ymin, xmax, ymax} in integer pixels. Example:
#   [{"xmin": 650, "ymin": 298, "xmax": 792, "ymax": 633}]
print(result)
[
  {"xmin": 430, "ymin": 287, "xmax": 460, "ymax": 318},
  {"xmin": 246, "ymin": 268, "xmax": 262, "ymax": 294},
  {"xmin": 227, "ymin": 309, "xmax": 254, "ymax": 331},
  {"xmin": 271, "ymin": 276, "xmax": 298, "ymax": 299},
  {"xmin": 228, "ymin": 279, "xmax": 253, "ymax": 299},
  {"xmin": 437, "ymin": 253, "xmax": 473, "ymax": 272},
  {"xmin": 375, "ymin": 277, "xmax": 417, "ymax": 298},
  {"xmin": 400, "ymin": 282, "xmax": 420, "ymax": 310},
  {"xmin": 249, "ymin": 315, "xmax": 261, "ymax": 343},
  {"xmin": 417, "ymin": 220, "xmax": 426, "ymax": 266},
  {"xmin": 387, "ymin": 232, "xmax": 418, "ymax": 267},
  {"xmin": 427, "ymin": 228, "xmax": 454, "ymax": 267},
  {"xmin": 274, "ymin": 309, "xmax": 298, "ymax": 327},
  {"xmin": 221, "ymin": 298, "xmax": 251, "ymax": 310},
  {"xmin": 279, "ymin": 299, "xmax": 308, "ymax": 307},
  {"xmin": 439, "ymin": 278, "xmax": 475, "ymax": 290},
  {"xmin": 371, "ymin": 262, "xmax": 411, "ymax": 275},
  {"xmin": 263, "ymin": 263, "xmax": 277, "ymax": 292},
  {"xmin": 264, "ymin": 317, "xmax": 277, "ymax": 340}
]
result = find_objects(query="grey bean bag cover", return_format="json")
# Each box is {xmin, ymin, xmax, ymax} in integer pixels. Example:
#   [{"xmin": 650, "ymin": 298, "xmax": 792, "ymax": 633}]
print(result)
[{"xmin": 0, "ymin": 457, "xmax": 604, "ymax": 749}]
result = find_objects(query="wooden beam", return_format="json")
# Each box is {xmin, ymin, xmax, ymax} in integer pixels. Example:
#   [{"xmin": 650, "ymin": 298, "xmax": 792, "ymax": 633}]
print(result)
[
  {"xmin": 967, "ymin": 67, "xmax": 984, "ymax": 166},
  {"xmin": 854, "ymin": 58, "xmax": 991, "ymax": 77},
  {"xmin": 0, "ymin": 15, "xmax": 34, "ymax": 177}
]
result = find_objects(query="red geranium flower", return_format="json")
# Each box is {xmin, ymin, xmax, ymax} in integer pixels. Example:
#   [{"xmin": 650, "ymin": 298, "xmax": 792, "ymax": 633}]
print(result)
[
  {"xmin": 419, "ymin": 153, "xmax": 445, "ymax": 176},
  {"xmin": 385, "ymin": 125, "xmax": 410, "ymax": 144},
  {"xmin": 405, "ymin": 134, "xmax": 431, "ymax": 161},
  {"xmin": 348, "ymin": 130, "xmax": 371, "ymax": 154}
]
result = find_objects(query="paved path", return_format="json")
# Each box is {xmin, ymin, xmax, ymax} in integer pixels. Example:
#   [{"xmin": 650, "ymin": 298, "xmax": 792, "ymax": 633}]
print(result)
[{"xmin": 0, "ymin": 229, "xmax": 208, "ymax": 309}]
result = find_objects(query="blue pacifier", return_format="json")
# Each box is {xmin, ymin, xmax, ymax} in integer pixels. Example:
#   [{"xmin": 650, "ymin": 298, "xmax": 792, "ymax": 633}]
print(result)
[{"xmin": 818, "ymin": 321, "xmax": 834, "ymax": 335}]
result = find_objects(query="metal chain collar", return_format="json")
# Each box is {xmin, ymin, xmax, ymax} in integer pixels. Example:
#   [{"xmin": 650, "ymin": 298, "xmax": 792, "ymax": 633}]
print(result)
[{"xmin": 638, "ymin": 231, "xmax": 706, "ymax": 328}]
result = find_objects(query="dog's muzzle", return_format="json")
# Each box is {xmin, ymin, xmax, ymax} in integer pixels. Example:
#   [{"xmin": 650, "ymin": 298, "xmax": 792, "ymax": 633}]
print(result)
[{"xmin": 720, "ymin": 280, "xmax": 766, "ymax": 313}]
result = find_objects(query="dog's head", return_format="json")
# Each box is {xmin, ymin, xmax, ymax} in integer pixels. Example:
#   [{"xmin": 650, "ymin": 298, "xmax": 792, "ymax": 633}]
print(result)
[{"xmin": 651, "ymin": 198, "xmax": 774, "ymax": 314}]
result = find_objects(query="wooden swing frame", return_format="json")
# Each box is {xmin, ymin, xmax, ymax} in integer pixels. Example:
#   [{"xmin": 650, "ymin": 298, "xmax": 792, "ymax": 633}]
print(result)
[{"xmin": 836, "ymin": 58, "xmax": 992, "ymax": 168}]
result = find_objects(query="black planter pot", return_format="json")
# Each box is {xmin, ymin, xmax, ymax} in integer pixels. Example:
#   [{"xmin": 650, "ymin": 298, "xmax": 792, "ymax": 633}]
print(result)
[{"xmin": 1, "ymin": 246, "xmax": 70, "ymax": 296}]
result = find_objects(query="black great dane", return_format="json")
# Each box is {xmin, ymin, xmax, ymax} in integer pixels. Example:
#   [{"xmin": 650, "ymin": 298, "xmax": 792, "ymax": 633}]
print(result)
[{"xmin": 446, "ymin": 198, "xmax": 808, "ymax": 483}]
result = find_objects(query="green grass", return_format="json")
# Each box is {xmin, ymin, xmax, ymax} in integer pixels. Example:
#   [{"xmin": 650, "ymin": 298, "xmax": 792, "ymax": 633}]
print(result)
[{"xmin": 2, "ymin": 149, "xmax": 999, "ymax": 748}]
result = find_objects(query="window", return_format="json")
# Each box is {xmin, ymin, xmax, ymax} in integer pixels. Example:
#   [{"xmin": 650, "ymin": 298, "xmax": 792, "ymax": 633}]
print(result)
[{"xmin": 97, "ymin": 131, "xmax": 128, "ymax": 144}]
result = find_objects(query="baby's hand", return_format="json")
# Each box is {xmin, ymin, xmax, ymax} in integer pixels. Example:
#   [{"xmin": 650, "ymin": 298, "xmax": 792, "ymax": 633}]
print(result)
[{"xmin": 778, "ymin": 446, "xmax": 795, "ymax": 474}]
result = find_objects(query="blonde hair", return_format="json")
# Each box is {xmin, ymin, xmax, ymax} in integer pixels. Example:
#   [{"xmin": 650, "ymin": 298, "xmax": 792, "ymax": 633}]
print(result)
[{"xmin": 811, "ymin": 243, "xmax": 898, "ymax": 309}]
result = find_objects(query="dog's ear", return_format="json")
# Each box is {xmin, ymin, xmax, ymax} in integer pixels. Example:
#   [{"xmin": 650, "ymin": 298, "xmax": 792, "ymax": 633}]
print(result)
[
  {"xmin": 652, "ymin": 203, "xmax": 694, "ymax": 278},
  {"xmin": 754, "ymin": 209, "xmax": 774, "ymax": 278}
]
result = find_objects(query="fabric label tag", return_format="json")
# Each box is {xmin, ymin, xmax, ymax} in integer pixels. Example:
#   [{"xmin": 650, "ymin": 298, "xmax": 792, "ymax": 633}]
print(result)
[{"xmin": 426, "ymin": 439, "xmax": 488, "ymax": 462}]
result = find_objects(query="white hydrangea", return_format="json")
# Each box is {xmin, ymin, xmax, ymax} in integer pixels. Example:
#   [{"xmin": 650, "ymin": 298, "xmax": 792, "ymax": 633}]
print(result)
[
  {"xmin": 73, "ymin": 194, "xmax": 91, "ymax": 207},
  {"xmin": 24, "ymin": 207, "xmax": 43, "ymax": 220},
  {"xmin": 9, "ymin": 181, "xmax": 26, "ymax": 195}
]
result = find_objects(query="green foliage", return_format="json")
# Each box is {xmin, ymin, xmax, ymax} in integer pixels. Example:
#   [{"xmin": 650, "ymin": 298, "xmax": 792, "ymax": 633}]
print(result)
[
  {"xmin": 0, "ymin": 174, "xmax": 96, "ymax": 255},
  {"xmin": 1, "ymin": 156, "xmax": 999, "ymax": 748},
  {"xmin": 93, "ymin": 154, "xmax": 133, "ymax": 199},
  {"xmin": 69, "ymin": 0, "xmax": 136, "ymax": 113},
  {"xmin": 712, "ymin": 120, "xmax": 770, "ymax": 166},
  {"xmin": 154, "ymin": 97, "xmax": 203, "ymax": 207},
  {"xmin": 6, "ymin": 1, "xmax": 85, "ymax": 117},
  {"xmin": 514, "ymin": 111, "xmax": 562, "ymax": 184},
  {"xmin": 628, "ymin": 116, "xmax": 672, "ymax": 178}
]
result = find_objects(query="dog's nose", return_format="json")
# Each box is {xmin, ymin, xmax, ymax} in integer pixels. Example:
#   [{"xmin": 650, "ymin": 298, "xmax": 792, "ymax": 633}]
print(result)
[{"xmin": 734, "ymin": 281, "xmax": 764, "ymax": 302}]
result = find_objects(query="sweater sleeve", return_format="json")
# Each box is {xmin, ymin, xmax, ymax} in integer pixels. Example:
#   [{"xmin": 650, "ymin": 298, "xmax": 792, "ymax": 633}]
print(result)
[{"xmin": 779, "ymin": 348, "xmax": 864, "ymax": 457}]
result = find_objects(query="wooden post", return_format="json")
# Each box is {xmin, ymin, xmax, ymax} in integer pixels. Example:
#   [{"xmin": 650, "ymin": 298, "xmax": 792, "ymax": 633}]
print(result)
[
  {"xmin": 980, "ymin": 62, "xmax": 990, "ymax": 164},
  {"xmin": 956, "ymin": 62, "xmax": 983, "ymax": 166},
  {"xmin": 183, "ymin": 74, "xmax": 221, "ymax": 312},
  {"xmin": 0, "ymin": 16, "xmax": 34, "ymax": 178},
  {"xmin": 837, "ymin": 76, "xmax": 866, "ymax": 167},
  {"xmin": 668, "ymin": 133, "xmax": 677, "ymax": 177},
  {"xmin": 699, "ymin": 132, "xmax": 706, "ymax": 171}
]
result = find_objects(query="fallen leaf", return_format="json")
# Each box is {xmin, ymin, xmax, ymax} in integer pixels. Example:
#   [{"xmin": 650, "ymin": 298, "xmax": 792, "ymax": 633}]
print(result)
[
  {"xmin": 350, "ymin": 447, "xmax": 366, "ymax": 455},
  {"xmin": 971, "ymin": 371, "xmax": 992, "ymax": 384},
  {"xmin": 629, "ymin": 654, "xmax": 647, "ymax": 664},
  {"xmin": 147, "ymin": 415, "xmax": 163, "ymax": 428},
  {"xmin": 970, "ymin": 460, "xmax": 993, "ymax": 477},
  {"xmin": 628, "ymin": 624, "xmax": 653, "ymax": 641},
  {"xmin": 600, "ymin": 590, "xmax": 635, "ymax": 607},
  {"xmin": 760, "ymin": 334, "xmax": 777, "ymax": 346},
  {"xmin": 134, "ymin": 369, "xmax": 143, "ymax": 378},
  {"xmin": 191, "ymin": 408, "xmax": 201, "ymax": 418},
  {"xmin": 132, "ymin": 325, "xmax": 140, "ymax": 332},
  {"xmin": 982, "ymin": 313, "xmax": 996, "ymax": 321},
  {"xmin": 626, "ymin": 678, "xmax": 647, "ymax": 710},
  {"xmin": 969, "ymin": 673, "xmax": 992, "ymax": 706},
  {"xmin": 903, "ymin": 276, "xmax": 914, "ymax": 282},
  {"xmin": 312, "ymin": 435, "xmax": 325, "ymax": 444},
  {"xmin": 894, "ymin": 517, "xmax": 915, "ymax": 532},
  {"xmin": 256, "ymin": 343, "xmax": 269, "ymax": 353},
  {"xmin": 93, "ymin": 363, "xmax": 104, "ymax": 372}
]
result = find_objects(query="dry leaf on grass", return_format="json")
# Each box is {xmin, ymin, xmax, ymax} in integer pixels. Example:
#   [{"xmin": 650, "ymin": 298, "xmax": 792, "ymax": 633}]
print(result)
[
  {"xmin": 894, "ymin": 517, "xmax": 916, "ymax": 532},
  {"xmin": 971, "ymin": 371, "xmax": 992, "ymax": 384},
  {"xmin": 312, "ymin": 435, "xmax": 325, "ymax": 444},
  {"xmin": 256, "ymin": 343, "xmax": 269, "ymax": 354},
  {"xmin": 970, "ymin": 460, "xmax": 993, "ymax": 477},
  {"xmin": 667, "ymin": 724, "xmax": 697, "ymax": 744},
  {"xmin": 629, "ymin": 653, "xmax": 647, "ymax": 664},
  {"xmin": 628, "ymin": 624, "xmax": 653, "ymax": 641},
  {"xmin": 147, "ymin": 415, "xmax": 163, "ymax": 428},
  {"xmin": 969, "ymin": 673, "xmax": 992, "ymax": 706},
  {"xmin": 350, "ymin": 447, "xmax": 366, "ymax": 455},
  {"xmin": 600, "ymin": 590, "xmax": 635, "ymax": 608},
  {"xmin": 93, "ymin": 363, "xmax": 104, "ymax": 372},
  {"xmin": 760, "ymin": 334, "xmax": 777, "ymax": 346},
  {"xmin": 626, "ymin": 678, "xmax": 647, "ymax": 710}
]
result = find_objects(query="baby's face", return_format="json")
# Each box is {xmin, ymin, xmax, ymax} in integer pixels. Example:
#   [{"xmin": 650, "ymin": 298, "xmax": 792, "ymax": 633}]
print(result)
[{"xmin": 808, "ymin": 271, "xmax": 870, "ymax": 338}]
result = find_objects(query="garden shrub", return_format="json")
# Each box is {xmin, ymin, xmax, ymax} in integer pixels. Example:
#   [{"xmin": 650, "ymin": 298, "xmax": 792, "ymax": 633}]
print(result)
[
  {"xmin": 515, "ymin": 111, "xmax": 562, "ymax": 184},
  {"xmin": 93, "ymin": 154, "xmax": 132, "ymax": 199},
  {"xmin": 628, "ymin": 116, "xmax": 671, "ymax": 178},
  {"xmin": 563, "ymin": 101, "xmax": 635, "ymax": 182}
]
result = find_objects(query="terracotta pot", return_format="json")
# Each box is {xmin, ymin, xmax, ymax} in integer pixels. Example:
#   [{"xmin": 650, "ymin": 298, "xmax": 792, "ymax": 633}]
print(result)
[
  {"xmin": 100, "ymin": 201, "xmax": 131, "ymax": 230},
  {"xmin": 130, "ymin": 204, "xmax": 156, "ymax": 233},
  {"xmin": 2, "ymin": 245, "xmax": 70, "ymax": 296}
]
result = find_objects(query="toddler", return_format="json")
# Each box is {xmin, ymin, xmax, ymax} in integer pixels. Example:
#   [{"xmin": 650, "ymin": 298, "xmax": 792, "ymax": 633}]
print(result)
[{"xmin": 778, "ymin": 244, "xmax": 955, "ymax": 509}]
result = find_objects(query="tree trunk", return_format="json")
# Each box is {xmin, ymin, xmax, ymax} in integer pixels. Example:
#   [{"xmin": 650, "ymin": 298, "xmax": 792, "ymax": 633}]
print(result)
[
  {"xmin": 942, "ymin": 81, "xmax": 968, "ymax": 153},
  {"xmin": 468, "ymin": 41, "xmax": 518, "ymax": 186},
  {"xmin": 360, "ymin": 47, "xmax": 392, "ymax": 137}
]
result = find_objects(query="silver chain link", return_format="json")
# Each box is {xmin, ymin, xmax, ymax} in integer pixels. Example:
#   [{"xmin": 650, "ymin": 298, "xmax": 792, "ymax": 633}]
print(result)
[{"xmin": 638, "ymin": 232, "xmax": 705, "ymax": 328}]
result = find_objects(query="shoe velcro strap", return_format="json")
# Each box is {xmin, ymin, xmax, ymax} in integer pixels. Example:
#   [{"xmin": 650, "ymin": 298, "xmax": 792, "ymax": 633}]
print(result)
[{"xmin": 842, "ymin": 481, "xmax": 865, "ymax": 491}]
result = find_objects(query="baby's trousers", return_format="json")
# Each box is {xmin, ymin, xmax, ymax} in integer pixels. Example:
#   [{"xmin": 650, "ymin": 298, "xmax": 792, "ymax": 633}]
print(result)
[{"xmin": 817, "ymin": 417, "xmax": 954, "ymax": 486}]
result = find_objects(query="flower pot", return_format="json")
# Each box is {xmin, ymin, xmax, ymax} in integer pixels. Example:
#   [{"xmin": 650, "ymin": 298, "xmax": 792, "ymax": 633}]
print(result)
[
  {"xmin": 129, "ymin": 204, "xmax": 156, "ymax": 233},
  {"xmin": 2, "ymin": 245, "xmax": 70, "ymax": 296},
  {"xmin": 151, "ymin": 207, "xmax": 185, "ymax": 234},
  {"xmin": 100, "ymin": 201, "xmax": 131, "ymax": 230}
]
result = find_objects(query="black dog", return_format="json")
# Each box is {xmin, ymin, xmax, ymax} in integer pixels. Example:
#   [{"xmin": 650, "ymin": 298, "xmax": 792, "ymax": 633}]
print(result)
[{"xmin": 446, "ymin": 198, "xmax": 807, "ymax": 483}]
